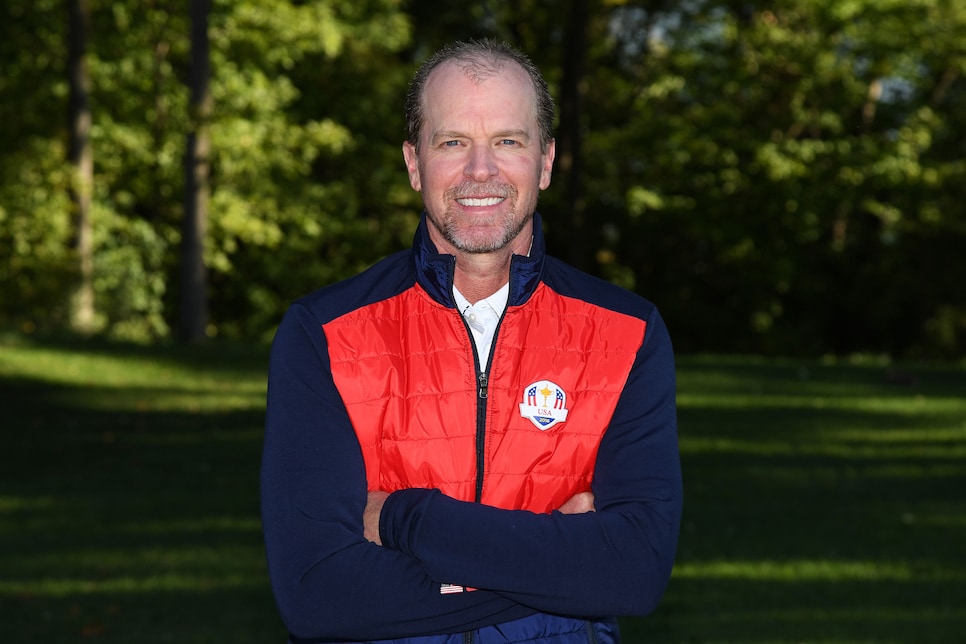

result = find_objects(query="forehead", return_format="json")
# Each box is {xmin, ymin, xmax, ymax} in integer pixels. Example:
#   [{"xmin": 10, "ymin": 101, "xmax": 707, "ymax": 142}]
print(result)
[{"xmin": 421, "ymin": 60, "xmax": 538, "ymax": 135}]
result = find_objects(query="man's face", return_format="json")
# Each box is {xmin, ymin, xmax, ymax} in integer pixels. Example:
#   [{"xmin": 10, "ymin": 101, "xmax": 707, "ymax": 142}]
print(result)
[{"xmin": 403, "ymin": 60, "xmax": 555, "ymax": 255}]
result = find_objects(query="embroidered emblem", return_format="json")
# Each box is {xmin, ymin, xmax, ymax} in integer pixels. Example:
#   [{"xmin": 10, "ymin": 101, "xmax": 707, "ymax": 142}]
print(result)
[
  {"xmin": 440, "ymin": 583, "xmax": 477, "ymax": 594},
  {"xmin": 519, "ymin": 380, "xmax": 570, "ymax": 430}
]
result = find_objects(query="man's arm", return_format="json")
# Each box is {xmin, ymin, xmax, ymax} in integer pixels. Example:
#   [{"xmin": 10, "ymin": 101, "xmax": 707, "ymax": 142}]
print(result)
[
  {"xmin": 261, "ymin": 304, "xmax": 536, "ymax": 641},
  {"xmin": 364, "ymin": 490, "xmax": 595, "ymax": 545},
  {"xmin": 376, "ymin": 308, "xmax": 682, "ymax": 618}
]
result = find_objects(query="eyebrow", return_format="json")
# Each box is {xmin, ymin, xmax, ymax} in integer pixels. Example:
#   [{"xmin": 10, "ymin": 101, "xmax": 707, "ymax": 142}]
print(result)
[
  {"xmin": 495, "ymin": 129, "xmax": 532, "ymax": 142},
  {"xmin": 430, "ymin": 129, "xmax": 533, "ymax": 144}
]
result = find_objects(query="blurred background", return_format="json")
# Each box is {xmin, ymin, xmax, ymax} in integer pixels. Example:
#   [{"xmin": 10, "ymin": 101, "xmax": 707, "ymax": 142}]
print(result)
[
  {"xmin": 1, "ymin": 1, "xmax": 964, "ymax": 643},
  {"xmin": 2, "ymin": 0, "xmax": 964, "ymax": 357}
]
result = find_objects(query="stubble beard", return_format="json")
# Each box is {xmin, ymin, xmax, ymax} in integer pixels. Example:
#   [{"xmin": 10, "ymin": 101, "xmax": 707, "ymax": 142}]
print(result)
[{"xmin": 432, "ymin": 182, "xmax": 534, "ymax": 254}]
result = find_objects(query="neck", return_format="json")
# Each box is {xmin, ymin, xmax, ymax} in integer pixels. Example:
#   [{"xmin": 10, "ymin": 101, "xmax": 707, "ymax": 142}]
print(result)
[
  {"xmin": 428, "ymin": 221, "xmax": 533, "ymax": 303},
  {"xmin": 453, "ymin": 253, "xmax": 513, "ymax": 303}
]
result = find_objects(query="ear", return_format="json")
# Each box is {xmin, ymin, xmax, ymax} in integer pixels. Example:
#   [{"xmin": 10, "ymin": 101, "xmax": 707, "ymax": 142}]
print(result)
[
  {"xmin": 539, "ymin": 139, "xmax": 555, "ymax": 190},
  {"xmin": 402, "ymin": 142, "xmax": 421, "ymax": 192}
]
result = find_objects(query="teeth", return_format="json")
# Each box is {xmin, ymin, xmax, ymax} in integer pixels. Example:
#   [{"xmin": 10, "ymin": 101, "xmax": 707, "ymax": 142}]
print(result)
[{"xmin": 458, "ymin": 197, "xmax": 504, "ymax": 207}]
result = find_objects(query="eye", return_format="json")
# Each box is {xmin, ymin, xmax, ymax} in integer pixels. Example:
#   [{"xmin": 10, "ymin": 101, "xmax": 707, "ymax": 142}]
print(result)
[
  {"xmin": 500, "ymin": 139, "xmax": 519, "ymax": 146},
  {"xmin": 442, "ymin": 140, "xmax": 461, "ymax": 147}
]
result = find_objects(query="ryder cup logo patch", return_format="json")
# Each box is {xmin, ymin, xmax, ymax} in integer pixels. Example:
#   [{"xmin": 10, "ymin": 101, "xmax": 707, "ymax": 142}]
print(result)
[{"xmin": 519, "ymin": 380, "xmax": 569, "ymax": 430}]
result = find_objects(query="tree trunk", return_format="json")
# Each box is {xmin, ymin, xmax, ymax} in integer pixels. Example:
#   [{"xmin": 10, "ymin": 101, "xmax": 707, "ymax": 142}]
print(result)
[
  {"xmin": 67, "ymin": 0, "xmax": 95, "ymax": 333},
  {"xmin": 556, "ymin": 0, "xmax": 590, "ymax": 270},
  {"xmin": 179, "ymin": 0, "xmax": 212, "ymax": 343}
]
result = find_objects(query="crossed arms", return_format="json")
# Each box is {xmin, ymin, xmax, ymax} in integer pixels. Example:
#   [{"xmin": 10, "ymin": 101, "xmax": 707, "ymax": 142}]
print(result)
[{"xmin": 261, "ymin": 302, "xmax": 682, "ymax": 641}]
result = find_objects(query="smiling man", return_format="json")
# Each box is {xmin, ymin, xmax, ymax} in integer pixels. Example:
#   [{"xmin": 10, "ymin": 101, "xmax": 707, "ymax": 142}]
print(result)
[
  {"xmin": 261, "ymin": 39, "xmax": 682, "ymax": 644},
  {"xmin": 402, "ymin": 53, "xmax": 553, "ymax": 268}
]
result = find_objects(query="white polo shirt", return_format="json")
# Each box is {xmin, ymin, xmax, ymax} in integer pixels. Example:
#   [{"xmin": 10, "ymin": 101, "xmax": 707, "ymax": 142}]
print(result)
[{"xmin": 453, "ymin": 283, "xmax": 509, "ymax": 372}]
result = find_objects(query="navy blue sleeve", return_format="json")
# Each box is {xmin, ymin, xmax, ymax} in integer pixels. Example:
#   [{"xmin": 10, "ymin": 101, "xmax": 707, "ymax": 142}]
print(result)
[
  {"xmin": 379, "ymin": 307, "xmax": 682, "ymax": 617},
  {"xmin": 260, "ymin": 302, "xmax": 535, "ymax": 641}
]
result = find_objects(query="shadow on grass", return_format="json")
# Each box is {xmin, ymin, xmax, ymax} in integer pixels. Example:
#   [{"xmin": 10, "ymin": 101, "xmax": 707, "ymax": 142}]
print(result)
[
  {"xmin": 620, "ymin": 359, "xmax": 966, "ymax": 643},
  {"xmin": 625, "ymin": 576, "xmax": 966, "ymax": 644},
  {"xmin": 0, "ymin": 369, "xmax": 287, "ymax": 643},
  {"xmin": 2, "ymin": 347, "xmax": 964, "ymax": 643}
]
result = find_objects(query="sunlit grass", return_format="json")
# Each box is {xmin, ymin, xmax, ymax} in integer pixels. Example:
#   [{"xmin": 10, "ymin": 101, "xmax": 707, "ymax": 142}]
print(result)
[
  {"xmin": 1, "ymin": 339, "xmax": 964, "ymax": 643},
  {"xmin": 1, "ymin": 572, "xmax": 269, "ymax": 596},
  {"xmin": 622, "ymin": 355, "xmax": 966, "ymax": 643},
  {"xmin": 680, "ymin": 435, "xmax": 966, "ymax": 459},
  {"xmin": 0, "ymin": 336, "xmax": 281, "ymax": 643},
  {"xmin": 673, "ymin": 559, "xmax": 964, "ymax": 582},
  {"xmin": 0, "ymin": 336, "xmax": 266, "ymax": 412}
]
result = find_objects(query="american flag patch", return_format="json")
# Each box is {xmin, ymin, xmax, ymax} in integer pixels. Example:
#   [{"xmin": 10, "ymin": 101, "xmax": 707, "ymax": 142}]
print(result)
[{"xmin": 440, "ymin": 583, "xmax": 477, "ymax": 594}]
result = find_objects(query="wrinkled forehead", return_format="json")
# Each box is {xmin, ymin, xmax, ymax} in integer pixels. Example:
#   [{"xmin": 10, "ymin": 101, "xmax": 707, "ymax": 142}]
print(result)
[{"xmin": 420, "ymin": 60, "xmax": 539, "ymax": 135}]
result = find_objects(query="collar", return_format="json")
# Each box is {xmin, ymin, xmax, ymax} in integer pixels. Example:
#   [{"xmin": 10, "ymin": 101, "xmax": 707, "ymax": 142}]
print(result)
[
  {"xmin": 453, "ymin": 282, "xmax": 510, "ymax": 318},
  {"xmin": 410, "ymin": 211, "xmax": 546, "ymax": 309}
]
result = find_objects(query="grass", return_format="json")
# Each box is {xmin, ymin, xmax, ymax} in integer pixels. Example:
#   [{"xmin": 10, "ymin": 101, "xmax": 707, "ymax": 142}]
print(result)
[
  {"xmin": 0, "ymin": 335, "xmax": 281, "ymax": 643},
  {"xmin": 623, "ymin": 356, "xmax": 966, "ymax": 643},
  {"xmin": 1, "ymin": 336, "xmax": 964, "ymax": 643}
]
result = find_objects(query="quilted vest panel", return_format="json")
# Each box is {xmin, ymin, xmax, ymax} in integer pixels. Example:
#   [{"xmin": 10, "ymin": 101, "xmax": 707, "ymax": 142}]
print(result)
[{"xmin": 324, "ymin": 283, "xmax": 645, "ymax": 513}]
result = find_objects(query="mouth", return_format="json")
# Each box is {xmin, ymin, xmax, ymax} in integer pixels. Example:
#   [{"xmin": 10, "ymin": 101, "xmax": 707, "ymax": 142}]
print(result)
[{"xmin": 456, "ymin": 196, "xmax": 506, "ymax": 207}]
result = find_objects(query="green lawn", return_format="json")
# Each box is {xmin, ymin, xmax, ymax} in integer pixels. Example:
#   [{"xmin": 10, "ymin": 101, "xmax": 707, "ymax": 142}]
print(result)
[
  {"xmin": 625, "ymin": 356, "xmax": 966, "ymax": 643},
  {"xmin": 1, "ymin": 336, "xmax": 964, "ymax": 643}
]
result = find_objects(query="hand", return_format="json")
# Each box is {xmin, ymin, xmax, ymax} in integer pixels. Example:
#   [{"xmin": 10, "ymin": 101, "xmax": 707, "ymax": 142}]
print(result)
[
  {"xmin": 558, "ymin": 491, "xmax": 595, "ymax": 514},
  {"xmin": 364, "ymin": 490, "xmax": 389, "ymax": 545}
]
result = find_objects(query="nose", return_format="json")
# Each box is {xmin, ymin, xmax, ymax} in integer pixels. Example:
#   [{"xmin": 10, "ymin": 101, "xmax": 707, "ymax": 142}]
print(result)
[{"xmin": 464, "ymin": 144, "xmax": 498, "ymax": 182}]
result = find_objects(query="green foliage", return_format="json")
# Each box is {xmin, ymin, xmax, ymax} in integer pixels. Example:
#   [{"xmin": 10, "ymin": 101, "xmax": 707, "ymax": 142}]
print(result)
[
  {"xmin": 0, "ymin": 2, "xmax": 73, "ymax": 332},
  {"xmin": 201, "ymin": 0, "xmax": 415, "ymax": 339},
  {"xmin": 0, "ymin": 0, "xmax": 414, "ymax": 342},
  {"xmin": 576, "ymin": 0, "xmax": 966, "ymax": 357},
  {"xmin": 0, "ymin": 0, "xmax": 963, "ymax": 355},
  {"xmin": 91, "ymin": 205, "xmax": 170, "ymax": 340},
  {"xmin": 0, "ymin": 144, "xmax": 76, "ymax": 322}
]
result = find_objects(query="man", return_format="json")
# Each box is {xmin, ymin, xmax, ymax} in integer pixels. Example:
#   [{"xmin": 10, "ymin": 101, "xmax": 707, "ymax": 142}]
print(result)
[{"xmin": 261, "ymin": 39, "xmax": 682, "ymax": 643}]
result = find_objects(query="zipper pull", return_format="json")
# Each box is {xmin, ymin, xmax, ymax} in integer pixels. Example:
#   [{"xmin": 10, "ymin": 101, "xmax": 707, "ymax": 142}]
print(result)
[{"xmin": 478, "ymin": 372, "xmax": 488, "ymax": 399}]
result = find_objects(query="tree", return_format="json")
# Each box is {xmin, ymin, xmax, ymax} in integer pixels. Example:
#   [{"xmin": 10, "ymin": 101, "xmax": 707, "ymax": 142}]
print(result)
[
  {"xmin": 200, "ymin": 0, "xmax": 413, "ymax": 339},
  {"xmin": 179, "ymin": 0, "xmax": 212, "ymax": 343},
  {"xmin": 67, "ymin": 0, "xmax": 96, "ymax": 333},
  {"xmin": 0, "ymin": 0, "xmax": 962, "ymax": 356},
  {"xmin": 0, "ymin": 1, "xmax": 75, "ymax": 332},
  {"xmin": 554, "ymin": 0, "xmax": 592, "ymax": 271}
]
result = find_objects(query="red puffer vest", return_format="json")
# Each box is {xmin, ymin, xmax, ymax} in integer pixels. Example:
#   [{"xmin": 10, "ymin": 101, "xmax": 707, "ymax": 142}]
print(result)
[{"xmin": 324, "ymin": 280, "xmax": 645, "ymax": 513}]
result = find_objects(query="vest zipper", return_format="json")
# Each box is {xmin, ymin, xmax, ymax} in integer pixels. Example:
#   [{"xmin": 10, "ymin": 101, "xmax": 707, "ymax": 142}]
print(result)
[
  {"xmin": 459, "ymin": 300, "xmax": 504, "ymax": 504},
  {"xmin": 473, "ymin": 370, "xmax": 488, "ymax": 502}
]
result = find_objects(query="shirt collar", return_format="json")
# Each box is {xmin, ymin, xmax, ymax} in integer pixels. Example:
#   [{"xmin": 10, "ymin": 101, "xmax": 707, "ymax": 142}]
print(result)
[{"xmin": 452, "ymin": 282, "xmax": 509, "ymax": 317}]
